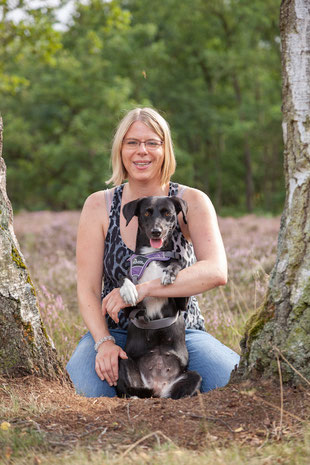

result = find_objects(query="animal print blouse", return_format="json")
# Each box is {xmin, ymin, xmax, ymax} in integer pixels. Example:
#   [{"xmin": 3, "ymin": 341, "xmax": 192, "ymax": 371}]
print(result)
[{"xmin": 102, "ymin": 182, "xmax": 206, "ymax": 331}]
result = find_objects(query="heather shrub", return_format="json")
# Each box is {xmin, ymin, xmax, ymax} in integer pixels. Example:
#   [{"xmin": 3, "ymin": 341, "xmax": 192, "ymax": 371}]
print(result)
[
  {"xmin": 37, "ymin": 284, "xmax": 84, "ymax": 365},
  {"xmin": 14, "ymin": 211, "xmax": 83, "ymax": 362},
  {"xmin": 200, "ymin": 215, "xmax": 279, "ymax": 352},
  {"xmin": 14, "ymin": 211, "xmax": 280, "ymax": 360}
]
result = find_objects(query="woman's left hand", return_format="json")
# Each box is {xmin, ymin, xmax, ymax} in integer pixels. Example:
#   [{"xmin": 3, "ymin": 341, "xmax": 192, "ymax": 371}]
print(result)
[{"xmin": 101, "ymin": 287, "xmax": 129, "ymax": 323}]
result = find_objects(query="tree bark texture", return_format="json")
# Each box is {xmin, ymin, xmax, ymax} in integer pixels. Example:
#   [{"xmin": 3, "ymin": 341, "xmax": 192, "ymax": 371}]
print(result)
[
  {"xmin": 0, "ymin": 118, "xmax": 63, "ymax": 378},
  {"xmin": 234, "ymin": 0, "xmax": 310, "ymax": 384}
]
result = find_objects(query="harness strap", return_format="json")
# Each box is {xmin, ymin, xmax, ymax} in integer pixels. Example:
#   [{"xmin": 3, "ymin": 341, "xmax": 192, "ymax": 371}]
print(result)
[
  {"xmin": 128, "ymin": 251, "xmax": 182, "ymax": 284},
  {"xmin": 129, "ymin": 309, "xmax": 182, "ymax": 330}
]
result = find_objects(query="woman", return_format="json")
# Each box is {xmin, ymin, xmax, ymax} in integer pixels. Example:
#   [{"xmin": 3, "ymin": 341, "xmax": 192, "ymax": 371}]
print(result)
[{"xmin": 66, "ymin": 107, "xmax": 239, "ymax": 397}]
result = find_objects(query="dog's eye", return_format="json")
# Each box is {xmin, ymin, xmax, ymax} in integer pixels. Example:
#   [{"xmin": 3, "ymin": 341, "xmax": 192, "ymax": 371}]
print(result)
[
  {"xmin": 145, "ymin": 211, "xmax": 151, "ymax": 217},
  {"xmin": 165, "ymin": 211, "xmax": 171, "ymax": 217}
]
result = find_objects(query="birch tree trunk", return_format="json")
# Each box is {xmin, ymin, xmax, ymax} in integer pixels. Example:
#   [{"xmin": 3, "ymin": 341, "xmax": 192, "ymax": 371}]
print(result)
[
  {"xmin": 0, "ymin": 118, "xmax": 62, "ymax": 378},
  {"xmin": 234, "ymin": 0, "xmax": 310, "ymax": 384}
]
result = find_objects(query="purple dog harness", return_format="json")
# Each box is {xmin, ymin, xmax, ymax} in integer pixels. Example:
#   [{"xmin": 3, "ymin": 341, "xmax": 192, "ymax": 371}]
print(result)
[
  {"xmin": 127, "ymin": 251, "xmax": 183, "ymax": 330},
  {"xmin": 128, "ymin": 251, "xmax": 180, "ymax": 284}
]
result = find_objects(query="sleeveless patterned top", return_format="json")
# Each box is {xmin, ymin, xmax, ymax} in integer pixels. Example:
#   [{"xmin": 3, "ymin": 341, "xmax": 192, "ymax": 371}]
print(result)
[{"xmin": 102, "ymin": 182, "xmax": 205, "ymax": 331}]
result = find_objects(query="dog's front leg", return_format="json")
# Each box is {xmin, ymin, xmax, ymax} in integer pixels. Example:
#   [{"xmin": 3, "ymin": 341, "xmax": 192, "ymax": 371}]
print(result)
[
  {"xmin": 169, "ymin": 371, "xmax": 202, "ymax": 399},
  {"xmin": 161, "ymin": 261, "xmax": 183, "ymax": 285},
  {"xmin": 120, "ymin": 278, "xmax": 138, "ymax": 306}
]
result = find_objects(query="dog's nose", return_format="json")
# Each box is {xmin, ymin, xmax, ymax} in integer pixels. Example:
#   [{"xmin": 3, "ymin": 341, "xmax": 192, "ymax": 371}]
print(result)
[{"xmin": 151, "ymin": 228, "xmax": 162, "ymax": 237}]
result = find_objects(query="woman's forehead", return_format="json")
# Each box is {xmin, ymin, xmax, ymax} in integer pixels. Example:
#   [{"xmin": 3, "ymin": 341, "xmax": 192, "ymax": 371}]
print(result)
[{"xmin": 125, "ymin": 121, "xmax": 161, "ymax": 139}]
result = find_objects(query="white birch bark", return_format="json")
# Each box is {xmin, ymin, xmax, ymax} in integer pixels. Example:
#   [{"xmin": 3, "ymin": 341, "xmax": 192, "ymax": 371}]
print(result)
[{"xmin": 235, "ymin": 0, "xmax": 310, "ymax": 383}]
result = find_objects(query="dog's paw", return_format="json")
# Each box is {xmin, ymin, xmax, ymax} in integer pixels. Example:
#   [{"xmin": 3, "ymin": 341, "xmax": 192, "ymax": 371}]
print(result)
[
  {"xmin": 120, "ymin": 278, "xmax": 138, "ymax": 306},
  {"xmin": 161, "ymin": 269, "xmax": 176, "ymax": 285}
]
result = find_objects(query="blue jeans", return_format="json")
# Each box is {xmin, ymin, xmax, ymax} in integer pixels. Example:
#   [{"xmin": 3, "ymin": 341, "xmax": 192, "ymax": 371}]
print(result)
[{"xmin": 66, "ymin": 329, "xmax": 240, "ymax": 398}]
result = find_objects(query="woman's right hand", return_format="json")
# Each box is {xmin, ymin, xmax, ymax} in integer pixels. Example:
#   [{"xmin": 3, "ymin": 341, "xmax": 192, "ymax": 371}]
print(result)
[{"xmin": 95, "ymin": 340, "xmax": 128, "ymax": 386}]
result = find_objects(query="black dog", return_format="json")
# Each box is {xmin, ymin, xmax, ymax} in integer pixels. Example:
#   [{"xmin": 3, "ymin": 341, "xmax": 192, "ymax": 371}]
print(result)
[{"xmin": 116, "ymin": 196, "xmax": 202, "ymax": 399}]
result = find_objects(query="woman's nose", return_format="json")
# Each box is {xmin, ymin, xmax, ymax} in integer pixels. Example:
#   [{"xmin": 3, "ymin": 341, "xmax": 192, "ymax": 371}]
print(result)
[{"xmin": 138, "ymin": 142, "xmax": 148, "ymax": 154}]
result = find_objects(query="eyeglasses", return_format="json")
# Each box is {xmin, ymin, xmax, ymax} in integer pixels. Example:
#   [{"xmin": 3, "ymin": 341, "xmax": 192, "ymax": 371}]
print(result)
[{"xmin": 122, "ymin": 139, "xmax": 163, "ymax": 150}]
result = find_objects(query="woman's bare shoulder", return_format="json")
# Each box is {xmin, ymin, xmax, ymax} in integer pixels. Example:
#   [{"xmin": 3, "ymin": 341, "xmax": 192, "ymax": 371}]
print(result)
[
  {"xmin": 180, "ymin": 185, "xmax": 215, "ymax": 214},
  {"xmin": 80, "ymin": 189, "xmax": 114, "ymax": 235},
  {"xmin": 82, "ymin": 191, "xmax": 105, "ymax": 214},
  {"xmin": 84, "ymin": 188, "xmax": 115, "ymax": 212}
]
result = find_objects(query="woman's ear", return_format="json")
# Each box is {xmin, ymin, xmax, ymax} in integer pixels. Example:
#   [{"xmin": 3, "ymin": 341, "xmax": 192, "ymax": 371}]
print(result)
[{"xmin": 122, "ymin": 199, "xmax": 142, "ymax": 226}]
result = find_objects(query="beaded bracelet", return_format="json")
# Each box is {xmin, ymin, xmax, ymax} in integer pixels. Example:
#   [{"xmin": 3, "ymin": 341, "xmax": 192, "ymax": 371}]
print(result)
[{"xmin": 94, "ymin": 335, "xmax": 116, "ymax": 352}]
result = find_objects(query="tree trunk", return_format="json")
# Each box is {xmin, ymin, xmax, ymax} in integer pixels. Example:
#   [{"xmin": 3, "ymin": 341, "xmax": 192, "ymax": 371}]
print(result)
[
  {"xmin": 233, "ymin": 0, "xmax": 310, "ymax": 384},
  {"xmin": 0, "ymin": 118, "xmax": 63, "ymax": 378}
]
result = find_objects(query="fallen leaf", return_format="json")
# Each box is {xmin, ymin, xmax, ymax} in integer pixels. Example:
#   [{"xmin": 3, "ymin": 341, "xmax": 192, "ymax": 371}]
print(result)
[
  {"xmin": 234, "ymin": 427, "xmax": 244, "ymax": 433},
  {"xmin": 1, "ymin": 421, "xmax": 11, "ymax": 431}
]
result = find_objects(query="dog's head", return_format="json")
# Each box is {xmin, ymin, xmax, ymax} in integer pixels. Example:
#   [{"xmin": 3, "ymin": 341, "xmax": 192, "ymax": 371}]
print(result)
[{"xmin": 123, "ymin": 196, "xmax": 188, "ymax": 249}]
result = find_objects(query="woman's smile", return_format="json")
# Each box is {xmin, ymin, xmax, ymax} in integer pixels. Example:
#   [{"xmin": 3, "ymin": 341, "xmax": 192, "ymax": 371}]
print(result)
[{"xmin": 133, "ymin": 160, "xmax": 152, "ymax": 169}]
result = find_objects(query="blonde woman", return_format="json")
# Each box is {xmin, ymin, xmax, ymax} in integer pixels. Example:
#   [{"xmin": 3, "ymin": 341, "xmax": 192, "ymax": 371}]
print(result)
[{"xmin": 67, "ymin": 107, "xmax": 239, "ymax": 397}]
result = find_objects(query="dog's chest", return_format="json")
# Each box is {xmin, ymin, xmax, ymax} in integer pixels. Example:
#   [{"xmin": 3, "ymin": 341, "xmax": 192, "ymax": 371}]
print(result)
[
  {"xmin": 138, "ymin": 247, "xmax": 166, "ymax": 283},
  {"xmin": 137, "ymin": 247, "xmax": 168, "ymax": 319}
]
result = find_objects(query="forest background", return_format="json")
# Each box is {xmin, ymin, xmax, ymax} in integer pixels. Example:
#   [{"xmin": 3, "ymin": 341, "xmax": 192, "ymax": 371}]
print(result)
[{"xmin": 1, "ymin": 0, "xmax": 283, "ymax": 215}]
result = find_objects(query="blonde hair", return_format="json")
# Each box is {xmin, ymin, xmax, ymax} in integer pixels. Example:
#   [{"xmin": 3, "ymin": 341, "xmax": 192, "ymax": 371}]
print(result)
[{"xmin": 106, "ymin": 107, "xmax": 176, "ymax": 186}]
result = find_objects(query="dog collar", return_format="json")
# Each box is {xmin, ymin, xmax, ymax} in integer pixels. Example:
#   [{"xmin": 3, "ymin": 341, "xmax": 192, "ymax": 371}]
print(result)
[
  {"xmin": 128, "ymin": 251, "xmax": 180, "ymax": 284},
  {"xmin": 129, "ymin": 309, "xmax": 182, "ymax": 330}
]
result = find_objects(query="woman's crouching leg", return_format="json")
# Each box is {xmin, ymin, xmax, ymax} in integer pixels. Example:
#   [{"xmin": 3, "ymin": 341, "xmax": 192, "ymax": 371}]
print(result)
[
  {"xmin": 66, "ymin": 330, "xmax": 127, "ymax": 398},
  {"xmin": 185, "ymin": 329, "xmax": 240, "ymax": 393}
]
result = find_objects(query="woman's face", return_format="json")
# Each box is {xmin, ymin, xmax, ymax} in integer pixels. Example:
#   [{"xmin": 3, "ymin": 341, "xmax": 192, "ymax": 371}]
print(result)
[{"xmin": 121, "ymin": 121, "xmax": 165, "ymax": 183}]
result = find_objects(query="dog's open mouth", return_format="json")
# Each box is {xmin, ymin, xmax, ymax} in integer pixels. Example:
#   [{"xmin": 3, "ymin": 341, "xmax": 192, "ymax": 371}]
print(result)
[{"xmin": 150, "ymin": 238, "xmax": 163, "ymax": 249}]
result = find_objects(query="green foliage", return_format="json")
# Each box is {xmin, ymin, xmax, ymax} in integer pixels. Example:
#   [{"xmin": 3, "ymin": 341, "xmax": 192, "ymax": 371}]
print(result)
[
  {"xmin": 2, "ymin": 426, "xmax": 310, "ymax": 464},
  {"xmin": 0, "ymin": 1, "xmax": 62, "ymax": 93},
  {"xmin": 1, "ymin": 0, "xmax": 284, "ymax": 213},
  {"xmin": 0, "ymin": 426, "xmax": 47, "ymax": 461}
]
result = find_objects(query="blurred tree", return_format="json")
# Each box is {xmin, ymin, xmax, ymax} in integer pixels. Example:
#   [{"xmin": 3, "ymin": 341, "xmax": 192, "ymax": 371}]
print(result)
[
  {"xmin": 3, "ymin": 0, "xmax": 138, "ymax": 209},
  {"xmin": 234, "ymin": 0, "xmax": 310, "ymax": 384},
  {"xmin": 119, "ymin": 0, "xmax": 283, "ymax": 212},
  {"xmin": 1, "ymin": 0, "xmax": 284, "ymax": 213},
  {"xmin": 0, "ymin": 117, "xmax": 62, "ymax": 377},
  {"xmin": 0, "ymin": 0, "xmax": 62, "ymax": 93}
]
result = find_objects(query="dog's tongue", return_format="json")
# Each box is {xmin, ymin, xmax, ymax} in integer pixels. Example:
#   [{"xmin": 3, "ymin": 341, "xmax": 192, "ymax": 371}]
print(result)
[{"xmin": 150, "ymin": 238, "xmax": 163, "ymax": 249}]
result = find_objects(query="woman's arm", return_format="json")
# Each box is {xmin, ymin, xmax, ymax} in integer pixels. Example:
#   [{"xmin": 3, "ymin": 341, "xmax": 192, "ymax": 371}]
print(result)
[
  {"xmin": 102, "ymin": 188, "xmax": 227, "ymax": 322},
  {"xmin": 76, "ymin": 191, "xmax": 127, "ymax": 386}
]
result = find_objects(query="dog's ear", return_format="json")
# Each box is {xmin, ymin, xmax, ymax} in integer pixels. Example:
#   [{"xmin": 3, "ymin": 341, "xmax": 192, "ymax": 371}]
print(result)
[
  {"xmin": 170, "ymin": 196, "xmax": 188, "ymax": 224},
  {"xmin": 122, "ymin": 199, "xmax": 142, "ymax": 226}
]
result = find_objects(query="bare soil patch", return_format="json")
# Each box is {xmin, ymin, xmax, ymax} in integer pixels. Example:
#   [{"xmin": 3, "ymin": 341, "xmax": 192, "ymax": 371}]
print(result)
[{"xmin": 1, "ymin": 376, "xmax": 309, "ymax": 453}]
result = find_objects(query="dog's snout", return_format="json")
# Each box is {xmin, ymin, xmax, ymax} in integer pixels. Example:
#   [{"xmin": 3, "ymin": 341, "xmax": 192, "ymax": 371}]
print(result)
[{"xmin": 151, "ymin": 228, "xmax": 162, "ymax": 238}]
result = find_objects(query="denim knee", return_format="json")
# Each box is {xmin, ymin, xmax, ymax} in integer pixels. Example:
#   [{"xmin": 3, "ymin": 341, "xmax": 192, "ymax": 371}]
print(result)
[{"xmin": 185, "ymin": 329, "xmax": 240, "ymax": 392}]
